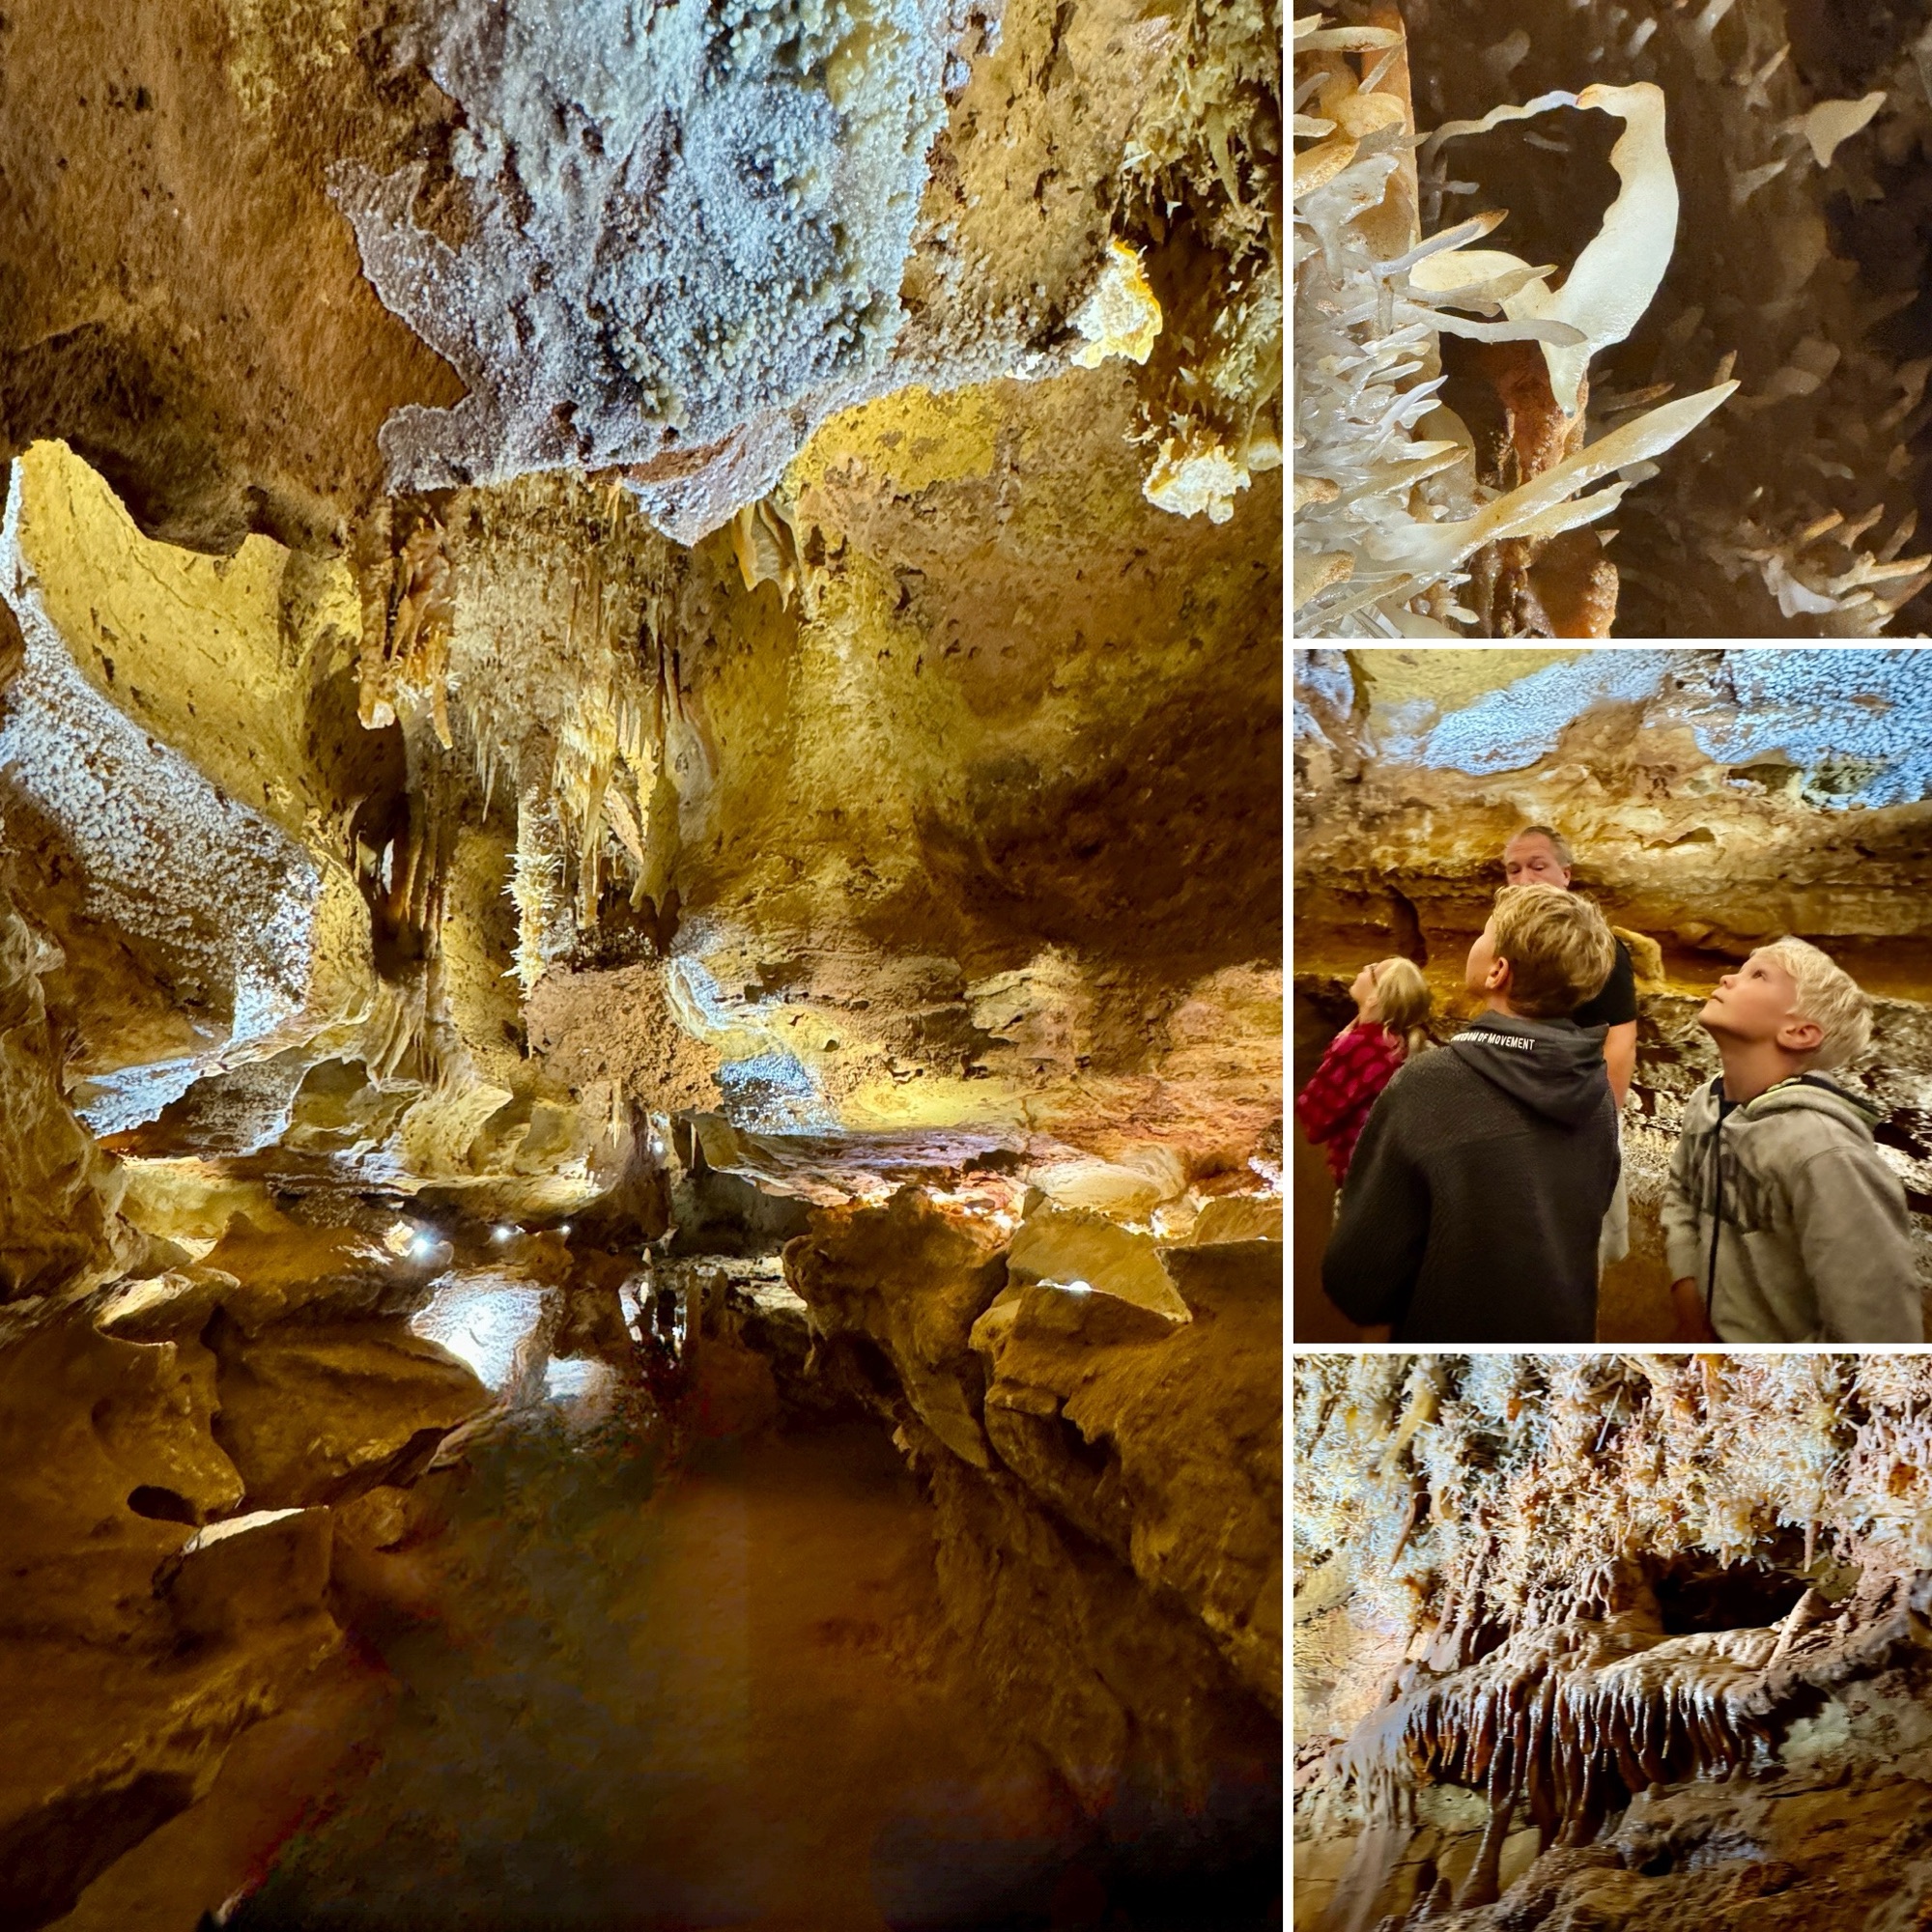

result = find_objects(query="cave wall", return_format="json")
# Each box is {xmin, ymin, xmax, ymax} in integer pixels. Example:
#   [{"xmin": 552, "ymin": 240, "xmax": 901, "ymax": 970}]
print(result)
[{"xmin": 1295, "ymin": 1351, "xmax": 1932, "ymax": 1930}]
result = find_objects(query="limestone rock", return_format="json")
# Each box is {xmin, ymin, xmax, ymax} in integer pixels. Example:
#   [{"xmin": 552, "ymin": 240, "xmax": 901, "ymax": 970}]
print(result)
[
  {"xmin": 0, "ymin": 889, "xmax": 123, "ymax": 1298},
  {"xmin": 1006, "ymin": 1204, "xmax": 1193, "ymax": 1325},
  {"xmin": 913, "ymin": 1431, "xmax": 1279, "ymax": 1860},
  {"xmin": 204, "ymin": 1317, "xmax": 491, "ymax": 1510},
  {"xmin": 158, "ymin": 1507, "xmax": 334, "ymax": 1642},
  {"xmin": 1295, "ymin": 1353, "xmax": 1932, "ymax": 1928},
  {"xmin": 785, "ymin": 1189, "xmax": 1009, "ymax": 1467},
  {"xmin": 972, "ymin": 1241, "xmax": 1282, "ymax": 1706},
  {"xmin": 0, "ymin": 1310, "xmax": 241, "ymax": 1643}
]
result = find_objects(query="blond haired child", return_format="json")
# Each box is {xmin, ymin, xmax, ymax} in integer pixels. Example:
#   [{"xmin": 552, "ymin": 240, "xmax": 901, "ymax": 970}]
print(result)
[
  {"xmin": 1664, "ymin": 937, "xmax": 1919, "ymax": 1343},
  {"xmin": 1295, "ymin": 956, "xmax": 1433, "ymax": 1186},
  {"xmin": 1322, "ymin": 885, "xmax": 1621, "ymax": 1343}
]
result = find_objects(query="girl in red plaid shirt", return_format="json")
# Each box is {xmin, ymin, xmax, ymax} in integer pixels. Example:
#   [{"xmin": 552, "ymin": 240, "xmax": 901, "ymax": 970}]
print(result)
[{"xmin": 1295, "ymin": 958, "xmax": 1434, "ymax": 1186}]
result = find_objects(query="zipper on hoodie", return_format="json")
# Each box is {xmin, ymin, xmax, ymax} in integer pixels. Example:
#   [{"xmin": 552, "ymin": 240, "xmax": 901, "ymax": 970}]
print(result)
[{"xmin": 1704, "ymin": 1088, "xmax": 1739, "ymax": 1321}]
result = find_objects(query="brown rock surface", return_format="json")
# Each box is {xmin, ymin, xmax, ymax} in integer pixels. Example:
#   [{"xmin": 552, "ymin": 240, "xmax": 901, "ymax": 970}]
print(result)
[
  {"xmin": 785, "ymin": 1195, "xmax": 1282, "ymax": 1849},
  {"xmin": 787, "ymin": 1189, "xmax": 1009, "ymax": 1468},
  {"xmin": 1295, "ymin": 1353, "xmax": 1932, "ymax": 1930},
  {"xmin": 205, "ymin": 1317, "xmax": 489, "ymax": 1509}
]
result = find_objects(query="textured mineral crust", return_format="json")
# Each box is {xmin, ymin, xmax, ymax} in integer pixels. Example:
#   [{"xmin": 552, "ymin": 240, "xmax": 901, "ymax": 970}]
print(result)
[
  {"xmin": 1296, "ymin": 1351, "xmax": 1932, "ymax": 1930},
  {"xmin": 0, "ymin": 0, "xmax": 1281, "ymax": 1919},
  {"xmin": 1293, "ymin": 0, "xmax": 1932, "ymax": 637},
  {"xmin": 1293, "ymin": 646, "xmax": 1932, "ymax": 1341}
]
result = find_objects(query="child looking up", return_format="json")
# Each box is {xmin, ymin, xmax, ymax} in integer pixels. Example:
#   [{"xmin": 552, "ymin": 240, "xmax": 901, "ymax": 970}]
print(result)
[
  {"xmin": 1322, "ymin": 884, "xmax": 1621, "ymax": 1344},
  {"xmin": 1295, "ymin": 956, "xmax": 1433, "ymax": 1186},
  {"xmin": 1663, "ymin": 938, "xmax": 1920, "ymax": 1344}
]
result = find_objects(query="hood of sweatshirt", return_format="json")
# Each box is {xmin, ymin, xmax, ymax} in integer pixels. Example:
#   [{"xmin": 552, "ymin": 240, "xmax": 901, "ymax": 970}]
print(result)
[
  {"xmin": 1662, "ymin": 1069, "xmax": 1917, "ymax": 1345},
  {"xmin": 1736, "ymin": 1072, "xmax": 1882, "ymax": 1137},
  {"xmin": 1446, "ymin": 1011, "xmax": 1610, "ymax": 1127}
]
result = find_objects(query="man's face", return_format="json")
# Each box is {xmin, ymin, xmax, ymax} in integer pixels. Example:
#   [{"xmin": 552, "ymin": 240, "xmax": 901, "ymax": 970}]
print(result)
[
  {"xmin": 1504, "ymin": 836, "xmax": 1570, "ymax": 891},
  {"xmin": 1701, "ymin": 952, "xmax": 1804, "ymax": 1046}
]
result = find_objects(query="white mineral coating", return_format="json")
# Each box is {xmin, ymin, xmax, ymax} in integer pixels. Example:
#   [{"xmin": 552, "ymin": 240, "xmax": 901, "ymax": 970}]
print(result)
[
  {"xmin": 334, "ymin": 0, "xmax": 985, "ymax": 538},
  {"xmin": 0, "ymin": 466, "xmax": 355, "ymax": 1130},
  {"xmin": 1316, "ymin": 647, "xmax": 1932, "ymax": 807}
]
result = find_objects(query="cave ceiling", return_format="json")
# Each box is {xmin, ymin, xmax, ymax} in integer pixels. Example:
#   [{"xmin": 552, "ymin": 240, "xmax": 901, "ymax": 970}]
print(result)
[
  {"xmin": 1296, "ymin": 1353, "xmax": 1932, "ymax": 1928},
  {"xmin": 0, "ymin": 0, "xmax": 1285, "ymax": 1270}
]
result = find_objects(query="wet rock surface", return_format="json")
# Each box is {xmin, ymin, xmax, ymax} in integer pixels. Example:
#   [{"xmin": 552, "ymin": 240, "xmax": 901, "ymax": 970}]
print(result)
[{"xmin": 788, "ymin": 1191, "xmax": 1283, "ymax": 1863}]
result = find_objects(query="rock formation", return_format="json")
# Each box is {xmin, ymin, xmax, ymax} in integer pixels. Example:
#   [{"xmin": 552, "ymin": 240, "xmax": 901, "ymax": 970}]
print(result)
[
  {"xmin": 0, "ymin": 0, "xmax": 1281, "ymax": 1920},
  {"xmin": 1294, "ymin": 1, "xmax": 1932, "ymax": 637},
  {"xmin": 1295, "ymin": 1351, "xmax": 1932, "ymax": 1929},
  {"xmin": 1293, "ymin": 646, "xmax": 1932, "ymax": 1339}
]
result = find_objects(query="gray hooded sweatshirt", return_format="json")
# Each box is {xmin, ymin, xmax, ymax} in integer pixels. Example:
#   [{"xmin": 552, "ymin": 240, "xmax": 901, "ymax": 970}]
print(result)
[{"xmin": 1662, "ymin": 1073, "xmax": 1921, "ymax": 1343}]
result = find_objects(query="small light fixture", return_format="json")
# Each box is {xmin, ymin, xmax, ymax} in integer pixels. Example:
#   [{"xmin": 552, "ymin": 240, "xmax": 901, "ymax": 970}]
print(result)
[
  {"xmin": 493, "ymin": 1224, "xmax": 516, "ymax": 1242},
  {"xmin": 558, "ymin": 1223, "xmax": 573, "ymax": 1238},
  {"xmin": 410, "ymin": 1231, "xmax": 440, "ymax": 1261}
]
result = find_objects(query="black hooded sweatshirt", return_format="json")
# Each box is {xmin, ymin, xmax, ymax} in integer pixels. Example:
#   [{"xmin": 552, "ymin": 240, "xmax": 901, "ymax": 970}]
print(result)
[{"xmin": 1321, "ymin": 1010, "xmax": 1620, "ymax": 1343}]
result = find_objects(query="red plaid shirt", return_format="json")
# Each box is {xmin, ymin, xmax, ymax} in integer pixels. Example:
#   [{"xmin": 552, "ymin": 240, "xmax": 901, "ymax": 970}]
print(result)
[{"xmin": 1295, "ymin": 1021, "xmax": 1407, "ymax": 1186}]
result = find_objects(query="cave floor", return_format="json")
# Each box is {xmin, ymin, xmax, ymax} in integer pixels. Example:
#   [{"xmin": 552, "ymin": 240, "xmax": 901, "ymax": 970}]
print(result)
[
  {"xmin": 57, "ymin": 1412, "xmax": 1083, "ymax": 1931},
  {"xmin": 50, "ymin": 1398, "xmax": 1277, "ymax": 1931}
]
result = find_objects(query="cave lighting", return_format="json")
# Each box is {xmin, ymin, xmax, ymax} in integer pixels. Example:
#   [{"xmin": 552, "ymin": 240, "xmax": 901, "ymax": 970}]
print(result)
[{"xmin": 492, "ymin": 1224, "xmax": 516, "ymax": 1242}]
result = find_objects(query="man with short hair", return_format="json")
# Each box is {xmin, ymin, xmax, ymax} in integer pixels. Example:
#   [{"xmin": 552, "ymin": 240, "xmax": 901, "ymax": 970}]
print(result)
[
  {"xmin": 1322, "ymin": 883, "xmax": 1622, "ymax": 1343},
  {"xmin": 1662, "ymin": 937, "xmax": 1920, "ymax": 1343},
  {"xmin": 1503, "ymin": 825, "xmax": 1638, "ymax": 1105}
]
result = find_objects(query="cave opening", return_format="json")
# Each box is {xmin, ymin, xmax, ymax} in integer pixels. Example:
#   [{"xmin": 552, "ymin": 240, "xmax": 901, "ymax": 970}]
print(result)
[{"xmin": 1648, "ymin": 1554, "xmax": 1812, "ymax": 1636}]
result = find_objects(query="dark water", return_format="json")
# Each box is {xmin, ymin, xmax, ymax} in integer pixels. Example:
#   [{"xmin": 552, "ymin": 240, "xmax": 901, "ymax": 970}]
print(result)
[{"xmin": 226, "ymin": 1408, "xmax": 1277, "ymax": 1932}]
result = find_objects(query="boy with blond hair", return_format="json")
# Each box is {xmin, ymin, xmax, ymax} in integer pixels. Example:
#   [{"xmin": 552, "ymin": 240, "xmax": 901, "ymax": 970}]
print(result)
[
  {"xmin": 1323, "ymin": 884, "xmax": 1622, "ymax": 1343},
  {"xmin": 1663, "ymin": 937, "xmax": 1920, "ymax": 1343}
]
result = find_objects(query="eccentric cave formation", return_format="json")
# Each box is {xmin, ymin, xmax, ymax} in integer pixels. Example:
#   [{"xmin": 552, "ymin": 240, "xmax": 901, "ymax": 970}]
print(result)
[
  {"xmin": 1295, "ymin": 1351, "xmax": 1932, "ymax": 1929},
  {"xmin": 1293, "ymin": 0, "xmax": 1932, "ymax": 638},
  {"xmin": 0, "ymin": 3, "xmax": 1283, "ymax": 1926},
  {"xmin": 1293, "ymin": 646, "xmax": 1932, "ymax": 1342}
]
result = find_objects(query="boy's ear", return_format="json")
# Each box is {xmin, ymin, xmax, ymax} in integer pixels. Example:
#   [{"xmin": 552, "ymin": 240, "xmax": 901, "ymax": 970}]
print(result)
[
  {"xmin": 1778, "ymin": 1014, "xmax": 1825, "ymax": 1056},
  {"xmin": 1487, "ymin": 953, "xmax": 1513, "ymax": 996}
]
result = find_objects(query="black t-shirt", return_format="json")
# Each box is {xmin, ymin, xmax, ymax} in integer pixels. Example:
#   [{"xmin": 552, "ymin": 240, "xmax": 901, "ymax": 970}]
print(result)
[{"xmin": 1575, "ymin": 935, "xmax": 1636, "ymax": 1028}]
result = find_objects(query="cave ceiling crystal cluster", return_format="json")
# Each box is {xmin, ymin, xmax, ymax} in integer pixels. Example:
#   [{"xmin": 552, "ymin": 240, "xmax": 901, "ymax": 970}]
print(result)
[
  {"xmin": 1295, "ymin": 1353, "xmax": 1932, "ymax": 1928},
  {"xmin": 0, "ymin": 0, "xmax": 1282, "ymax": 1921},
  {"xmin": 1293, "ymin": 0, "xmax": 1932, "ymax": 637},
  {"xmin": 330, "ymin": 0, "xmax": 972, "ymax": 534}
]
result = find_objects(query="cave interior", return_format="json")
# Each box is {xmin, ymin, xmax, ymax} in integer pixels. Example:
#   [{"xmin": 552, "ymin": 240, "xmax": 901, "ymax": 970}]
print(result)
[{"xmin": 0, "ymin": 2, "xmax": 1285, "ymax": 1926}]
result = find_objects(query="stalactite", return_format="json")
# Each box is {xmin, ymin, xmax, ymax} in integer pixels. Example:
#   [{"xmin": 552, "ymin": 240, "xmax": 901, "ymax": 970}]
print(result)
[{"xmin": 1299, "ymin": 1353, "xmax": 1932, "ymax": 1925}]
